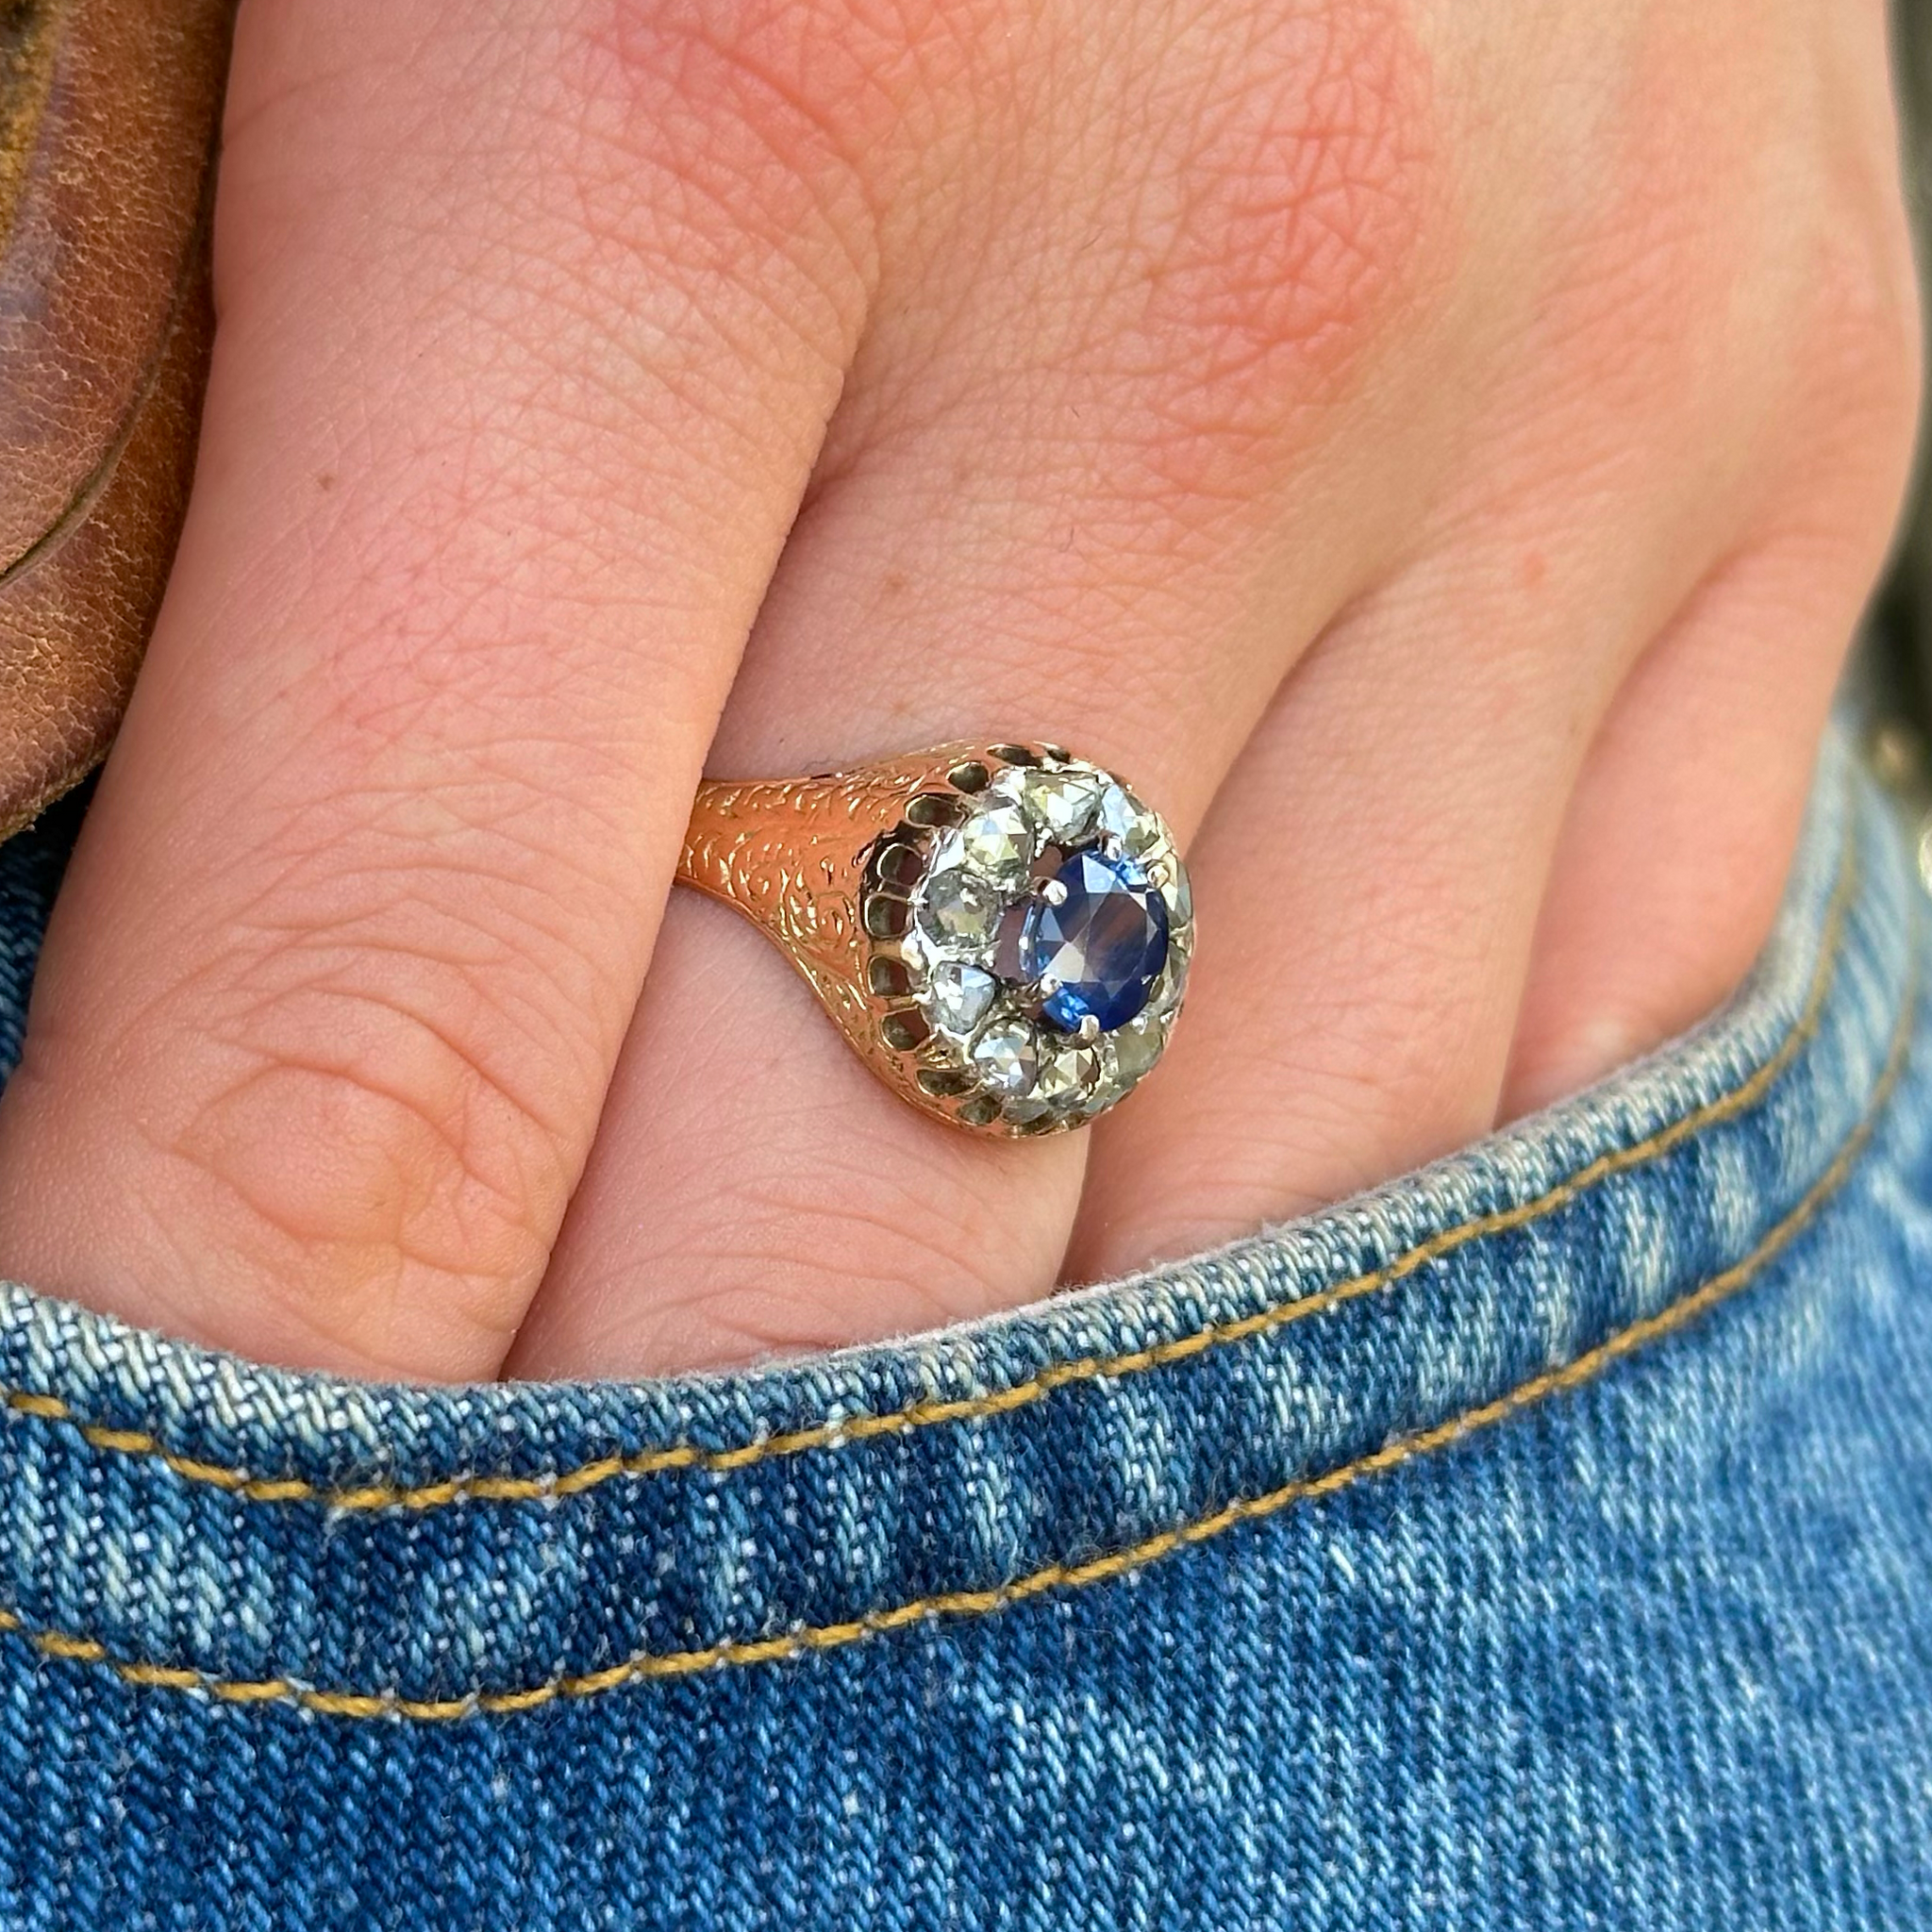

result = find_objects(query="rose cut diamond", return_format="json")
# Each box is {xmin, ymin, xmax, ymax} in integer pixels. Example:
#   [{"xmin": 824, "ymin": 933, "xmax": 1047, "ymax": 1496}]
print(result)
[
  {"xmin": 950, "ymin": 805, "xmax": 1037, "ymax": 883},
  {"xmin": 1095, "ymin": 783, "xmax": 1164, "ymax": 860},
  {"xmin": 1000, "ymin": 766, "xmax": 1107, "ymax": 846},
  {"xmin": 917, "ymin": 868, "xmax": 1003, "ymax": 950},
  {"xmin": 971, "ymin": 1017, "xmax": 1041, "ymax": 1096},
  {"xmin": 1035, "ymin": 1040, "xmax": 1099, "ymax": 1108},
  {"xmin": 923, "ymin": 960, "xmax": 997, "ymax": 1037},
  {"xmin": 1110, "ymin": 1012, "xmax": 1162, "ymax": 1084}
]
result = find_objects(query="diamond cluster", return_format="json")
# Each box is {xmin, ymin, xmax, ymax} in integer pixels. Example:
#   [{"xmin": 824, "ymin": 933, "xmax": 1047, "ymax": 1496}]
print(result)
[{"xmin": 875, "ymin": 750, "xmax": 1192, "ymax": 1131}]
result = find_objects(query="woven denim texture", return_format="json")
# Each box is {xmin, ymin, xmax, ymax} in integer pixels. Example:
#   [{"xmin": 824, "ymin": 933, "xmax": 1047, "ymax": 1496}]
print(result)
[{"xmin": 0, "ymin": 730, "xmax": 1924, "ymax": 1928}]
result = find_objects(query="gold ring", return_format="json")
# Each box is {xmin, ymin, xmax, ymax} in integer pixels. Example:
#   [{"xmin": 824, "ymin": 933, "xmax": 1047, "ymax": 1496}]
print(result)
[{"xmin": 675, "ymin": 741, "xmax": 1193, "ymax": 1136}]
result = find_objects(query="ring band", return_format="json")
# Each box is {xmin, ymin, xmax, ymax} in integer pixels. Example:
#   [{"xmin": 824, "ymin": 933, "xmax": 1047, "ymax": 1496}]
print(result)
[{"xmin": 675, "ymin": 741, "xmax": 1193, "ymax": 1135}]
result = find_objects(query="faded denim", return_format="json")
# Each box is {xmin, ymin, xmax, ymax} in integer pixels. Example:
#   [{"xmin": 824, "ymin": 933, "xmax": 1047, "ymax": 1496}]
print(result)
[{"xmin": 0, "ymin": 730, "xmax": 1925, "ymax": 1928}]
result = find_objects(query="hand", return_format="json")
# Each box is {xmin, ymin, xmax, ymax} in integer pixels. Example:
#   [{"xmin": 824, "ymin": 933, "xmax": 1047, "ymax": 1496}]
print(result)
[{"xmin": 0, "ymin": 0, "xmax": 1915, "ymax": 1380}]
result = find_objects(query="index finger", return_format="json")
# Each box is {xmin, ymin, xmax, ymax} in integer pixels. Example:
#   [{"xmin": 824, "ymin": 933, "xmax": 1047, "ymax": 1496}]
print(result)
[{"xmin": 0, "ymin": 0, "xmax": 898, "ymax": 1377}]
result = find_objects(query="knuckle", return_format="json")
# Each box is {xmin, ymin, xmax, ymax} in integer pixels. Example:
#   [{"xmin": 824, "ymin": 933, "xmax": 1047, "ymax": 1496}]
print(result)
[
  {"xmin": 1126, "ymin": 0, "xmax": 1445, "ymax": 435},
  {"xmin": 149, "ymin": 877, "xmax": 593, "ymax": 1357},
  {"xmin": 561, "ymin": 0, "xmax": 991, "ymax": 330}
]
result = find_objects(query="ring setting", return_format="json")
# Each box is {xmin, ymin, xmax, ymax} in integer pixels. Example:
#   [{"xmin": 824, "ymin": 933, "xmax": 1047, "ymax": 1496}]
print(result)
[{"xmin": 677, "ymin": 742, "xmax": 1192, "ymax": 1136}]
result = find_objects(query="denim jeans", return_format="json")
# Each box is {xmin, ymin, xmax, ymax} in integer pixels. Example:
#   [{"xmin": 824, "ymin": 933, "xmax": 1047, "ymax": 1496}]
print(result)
[{"xmin": 0, "ymin": 728, "xmax": 1925, "ymax": 1930}]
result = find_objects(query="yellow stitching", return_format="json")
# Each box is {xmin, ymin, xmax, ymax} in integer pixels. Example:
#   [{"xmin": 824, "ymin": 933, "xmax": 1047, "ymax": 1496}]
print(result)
[
  {"xmin": 0, "ymin": 824, "xmax": 1868, "ymax": 1507},
  {"xmin": 0, "ymin": 910, "xmax": 1914, "ymax": 1722},
  {"xmin": 0, "ymin": 823, "xmax": 1864, "ymax": 1513}
]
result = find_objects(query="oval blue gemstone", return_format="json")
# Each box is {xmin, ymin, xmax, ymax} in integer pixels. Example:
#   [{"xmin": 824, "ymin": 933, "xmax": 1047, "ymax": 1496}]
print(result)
[{"xmin": 1020, "ymin": 850, "xmax": 1171, "ymax": 1034}]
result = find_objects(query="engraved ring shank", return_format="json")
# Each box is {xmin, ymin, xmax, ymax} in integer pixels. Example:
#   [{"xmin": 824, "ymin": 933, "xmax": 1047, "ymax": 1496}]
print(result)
[{"xmin": 675, "ymin": 743, "xmax": 1191, "ymax": 1137}]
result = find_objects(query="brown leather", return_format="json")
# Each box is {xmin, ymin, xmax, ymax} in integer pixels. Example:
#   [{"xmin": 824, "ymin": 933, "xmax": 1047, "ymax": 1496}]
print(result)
[{"xmin": 0, "ymin": 0, "xmax": 233, "ymax": 842}]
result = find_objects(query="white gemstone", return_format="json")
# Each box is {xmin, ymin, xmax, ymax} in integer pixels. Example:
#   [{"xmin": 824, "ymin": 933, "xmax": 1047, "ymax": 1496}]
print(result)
[
  {"xmin": 1023, "ymin": 769, "xmax": 1108, "ymax": 846},
  {"xmin": 1165, "ymin": 856, "xmax": 1193, "ymax": 928},
  {"xmin": 952, "ymin": 804, "xmax": 1037, "ymax": 883},
  {"xmin": 1079, "ymin": 1039, "xmax": 1129, "ymax": 1115},
  {"xmin": 922, "ymin": 960, "xmax": 997, "ymax": 1037},
  {"xmin": 918, "ymin": 869, "xmax": 1003, "ymax": 951},
  {"xmin": 1146, "ymin": 944, "xmax": 1190, "ymax": 1020},
  {"xmin": 1036, "ymin": 1040, "xmax": 1099, "ymax": 1110},
  {"xmin": 1096, "ymin": 783, "xmax": 1163, "ymax": 859},
  {"xmin": 971, "ymin": 1017, "xmax": 1041, "ymax": 1097},
  {"xmin": 1111, "ymin": 1013, "xmax": 1163, "ymax": 1084}
]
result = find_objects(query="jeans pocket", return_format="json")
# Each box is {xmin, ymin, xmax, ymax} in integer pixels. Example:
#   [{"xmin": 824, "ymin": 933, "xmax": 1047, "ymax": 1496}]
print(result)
[{"xmin": 0, "ymin": 728, "xmax": 1924, "ymax": 1929}]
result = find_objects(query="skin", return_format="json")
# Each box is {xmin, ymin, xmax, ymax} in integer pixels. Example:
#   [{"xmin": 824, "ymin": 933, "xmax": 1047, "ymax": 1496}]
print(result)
[{"xmin": 0, "ymin": 0, "xmax": 1916, "ymax": 1381}]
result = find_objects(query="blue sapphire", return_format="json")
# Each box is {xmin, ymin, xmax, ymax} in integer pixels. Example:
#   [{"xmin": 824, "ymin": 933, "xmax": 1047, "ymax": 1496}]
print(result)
[{"xmin": 1020, "ymin": 850, "xmax": 1170, "ymax": 1033}]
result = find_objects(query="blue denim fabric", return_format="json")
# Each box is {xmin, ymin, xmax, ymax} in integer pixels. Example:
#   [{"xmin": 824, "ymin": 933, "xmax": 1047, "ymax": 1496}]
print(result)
[{"xmin": 0, "ymin": 730, "xmax": 1924, "ymax": 1929}]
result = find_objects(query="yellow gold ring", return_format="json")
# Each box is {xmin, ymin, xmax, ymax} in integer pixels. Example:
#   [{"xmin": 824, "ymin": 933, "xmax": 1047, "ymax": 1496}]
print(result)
[{"xmin": 675, "ymin": 741, "xmax": 1193, "ymax": 1136}]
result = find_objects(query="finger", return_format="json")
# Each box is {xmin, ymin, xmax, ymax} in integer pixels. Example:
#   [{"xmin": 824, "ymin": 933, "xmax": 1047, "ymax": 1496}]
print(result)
[
  {"xmin": 1070, "ymin": 458, "xmax": 1911, "ymax": 1284},
  {"xmin": 0, "ymin": 1, "xmax": 907, "ymax": 1378},
  {"xmin": 506, "ymin": 0, "xmax": 1453, "ymax": 1375},
  {"xmin": 1060, "ymin": 536, "xmax": 1646, "ymax": 1283},
  {"xmin": 1502, "ymin": 536, "xmax": 1914, "ymax": 1121},
  {"xmin": 1500, "ymin": 50, "xmax": 1923, "ymax": 1118},
  {"xmin": 1062, "ymin": 2, "xmax": 1911, "ymax": 1284}
]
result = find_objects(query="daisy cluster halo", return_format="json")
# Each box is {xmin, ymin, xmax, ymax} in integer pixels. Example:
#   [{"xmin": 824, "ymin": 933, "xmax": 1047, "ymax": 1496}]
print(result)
[{"xmin": 859, "ymin": 745, "xmax": 1192, "ymax": 1133}]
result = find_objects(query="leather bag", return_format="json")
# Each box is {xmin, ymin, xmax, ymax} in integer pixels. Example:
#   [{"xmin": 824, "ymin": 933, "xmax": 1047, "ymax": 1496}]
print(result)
[{"xmin": 0, "ymin": 0, "xmax": 233, "ymax": 841}]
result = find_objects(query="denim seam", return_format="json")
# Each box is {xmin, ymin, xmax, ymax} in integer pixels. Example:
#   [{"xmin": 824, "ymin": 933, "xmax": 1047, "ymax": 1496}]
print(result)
[
  {"xmin": 0, "ymin": 890, "xmax": 1913, "ymax": 1722},
  {"xmin": 0, "ymin": 816, "xmax": 1866, "ymax": 1513}
]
